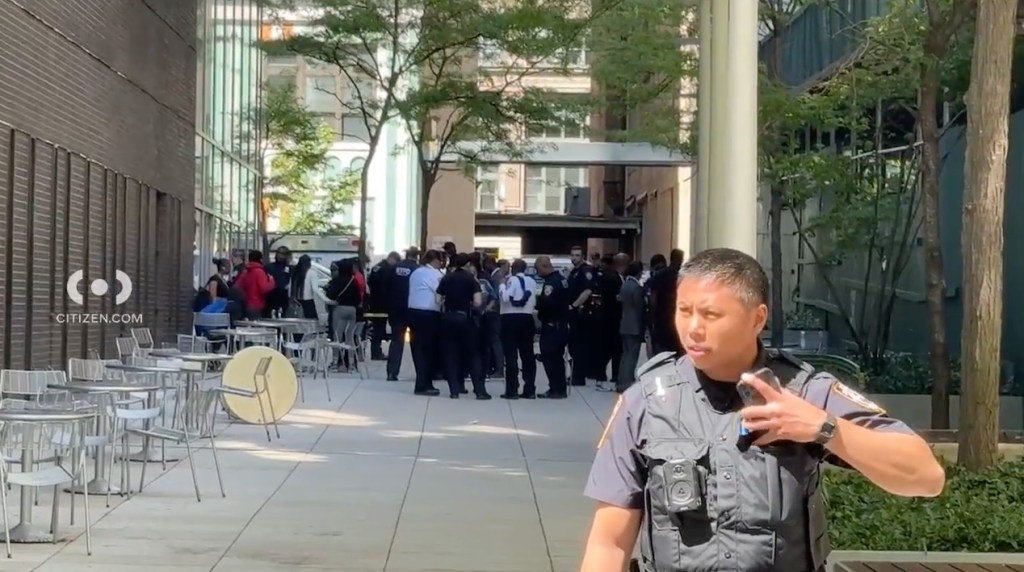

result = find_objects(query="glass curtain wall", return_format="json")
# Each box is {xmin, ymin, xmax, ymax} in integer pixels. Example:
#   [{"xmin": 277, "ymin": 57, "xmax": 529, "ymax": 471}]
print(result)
[{"xmin": 195, "ymin": 0, "xmax": 262, "ymax": 287}]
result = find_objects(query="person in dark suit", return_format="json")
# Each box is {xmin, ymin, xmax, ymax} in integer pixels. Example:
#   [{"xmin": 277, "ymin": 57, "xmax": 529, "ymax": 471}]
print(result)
[{"xmin": 616, "ymin": 260, "xmax": 646, "ymax": 393}]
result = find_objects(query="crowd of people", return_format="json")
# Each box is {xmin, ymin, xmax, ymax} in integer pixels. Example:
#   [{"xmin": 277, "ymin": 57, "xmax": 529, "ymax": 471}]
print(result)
[{"xmin": 190, "ymin": 240, "xmax": 691, "ymax": 398}]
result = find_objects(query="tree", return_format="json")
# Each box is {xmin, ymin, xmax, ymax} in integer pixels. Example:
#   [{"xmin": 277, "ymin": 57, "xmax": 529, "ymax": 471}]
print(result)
[
  {"xmin": 253, "ymin": 82, "xmax": 357, "ymax": 251},
  {"xmin": 957, "ymin": 0, "xmax": 1016, "ymax": 470},
  {"xmin": 263, "ymin": 0, "xmax": 591, "ymax": 252}
]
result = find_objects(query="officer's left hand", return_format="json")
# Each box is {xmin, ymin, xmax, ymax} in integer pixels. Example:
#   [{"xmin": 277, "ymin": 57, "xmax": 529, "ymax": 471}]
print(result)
[{"xmin": 738, "ymin": 373, "xmax": 829, "ymax": 446}]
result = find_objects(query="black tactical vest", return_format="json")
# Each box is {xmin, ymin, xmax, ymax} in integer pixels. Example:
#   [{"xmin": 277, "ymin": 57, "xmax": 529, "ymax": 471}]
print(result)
[{"xmin": 634, "ymin": 352, "xmax": 830, "ymax": 572}]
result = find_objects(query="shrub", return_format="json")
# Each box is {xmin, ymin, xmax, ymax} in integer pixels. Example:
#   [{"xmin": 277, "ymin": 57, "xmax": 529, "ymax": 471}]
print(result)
[{"xmin": 825, "ymin": 458, "xmax": 1024, "ymax": 552}]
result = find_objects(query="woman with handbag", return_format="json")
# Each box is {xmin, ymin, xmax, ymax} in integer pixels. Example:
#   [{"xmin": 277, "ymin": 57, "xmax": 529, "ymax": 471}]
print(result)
[{"xmin": 324, "ymin": 259, "xmax": 360, "ymax": 372}]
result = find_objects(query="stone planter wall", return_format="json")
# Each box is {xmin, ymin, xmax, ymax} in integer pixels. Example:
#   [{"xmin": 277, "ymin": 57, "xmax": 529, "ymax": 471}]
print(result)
[{"xmin": 868, "ymin": 394, "xmax": 1024, "ymax": 431}]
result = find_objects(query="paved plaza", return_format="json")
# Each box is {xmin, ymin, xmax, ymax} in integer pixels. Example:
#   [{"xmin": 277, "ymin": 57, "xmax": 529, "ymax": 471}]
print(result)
[{"xmin": 0, "ymin": 355, "xmax": 617, "ymax": 571}]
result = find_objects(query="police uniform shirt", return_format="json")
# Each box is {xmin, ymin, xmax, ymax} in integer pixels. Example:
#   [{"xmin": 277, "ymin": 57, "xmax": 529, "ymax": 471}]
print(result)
[
  {"xmin": 567, "ymin": 264, "xmax": 596, "ymax": 302},
  {"xmin": 437, "ymin": 269, "xmax": 481, "ymax": 313},
  {"xmin": 388, "ymin": 260, "xmax": 418, "ymax": 312},
  {"xmin": 499, "ymin": 273, "xmax": 537, "ymax": 314},
  {"xmin": 584, "ymin": 354, "xmax": 915, "ymax": 510},
  {"xmin": 537, "ymin": 273, "xmax": 569, "ymax": 323},
  {"xmin": 407, "ymin": 266, "xmax": 444, "ymax": 312}
]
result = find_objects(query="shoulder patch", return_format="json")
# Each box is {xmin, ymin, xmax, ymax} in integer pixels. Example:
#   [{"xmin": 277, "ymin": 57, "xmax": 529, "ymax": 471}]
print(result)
[
  {"xmin": 636, "ymin": 351, "xmax": 677, "ymax": 378},
  {"xmin": 832, "ymin": 382, "xmax": 886, "ymax": 414},
  {"xmin": 597, "ymin": 395, "xmax": 624, "ymax": 449},
  {"xmin": 584, "ymin": 272, "xmax": 593, "ymax": 281},
  {"xmin": 543, "ymin": 285, "xmax": 553, "ymax": 296}
]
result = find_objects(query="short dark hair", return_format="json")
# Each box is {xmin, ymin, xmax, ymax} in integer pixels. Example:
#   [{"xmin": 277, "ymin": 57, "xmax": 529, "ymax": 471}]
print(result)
[
  {"xmin": 405, "ymin": 246, "xmax": 420, "ymax": 260},
  {"xmin": 511, "ymin": 258, "xmax": 527, "ymax": 274},
  {"xmin": 600, "ymin": 254, "xmax": 614, "ymax": 266},
  {"xmin": 422, "ymin": 249, "xmax": 442, "ymax": 264},
  {"xmin": 680, "ymin": 248, "xmax": 768, "ymax": 308},
  {"xmin": 625, "ymin": 261, "xmax": 643, "ymax": 278},
  {"xmin": 670, "ymin": 248, "xmax": 685, "ymax": 265},
  {"xmin": 452, "ymin": 253, "xmax": 471, "ymax": 269},
  {"xmin": 248, "ymin": 250, "xmax": 263, "ymax": 263},
  {"xmin": 650, "ymin": 254, "xmax": 667, "ymax": 267},
  {"xmin": 570, "ymin": 245, "xmax": 584, "ymax": 254}
]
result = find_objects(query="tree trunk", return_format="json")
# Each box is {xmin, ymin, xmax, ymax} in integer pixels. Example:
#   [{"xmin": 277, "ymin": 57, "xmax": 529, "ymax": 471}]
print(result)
[
  {"xmin": 358, "ymin": 169, "xmax": 370, "ymax": 262},
  {"xmin": 919, "ymin": 57, "xmax": 953, "ymax": 430},
  {"xmin": 418, "ymin": 172, "xmax": 435, "ymax": 251},
  {"xmin": 769, "ymin": 186, "xmax": 785, "ymax": 347},
  {"xmin": 958, "ymin": 0, "xmax": 1015, "ymax": 471}
]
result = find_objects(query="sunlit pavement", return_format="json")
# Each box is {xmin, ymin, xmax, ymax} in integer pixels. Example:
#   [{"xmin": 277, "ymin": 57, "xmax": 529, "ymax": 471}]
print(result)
[{"xmin": 4, "ymin": 351, "xmax": 619, "ymax": 571}]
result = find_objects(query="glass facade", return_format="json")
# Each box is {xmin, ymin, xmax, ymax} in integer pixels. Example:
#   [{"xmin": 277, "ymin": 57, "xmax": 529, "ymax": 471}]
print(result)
[{"xmin": 194, "ymin": 0, "xmax": 262, "ymax": 287}]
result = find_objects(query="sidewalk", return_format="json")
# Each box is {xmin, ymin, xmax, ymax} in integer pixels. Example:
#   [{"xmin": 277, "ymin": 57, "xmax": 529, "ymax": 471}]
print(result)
[{"xmin": 5, "ymin": 356, "xmax": 618, "ymax": 571}]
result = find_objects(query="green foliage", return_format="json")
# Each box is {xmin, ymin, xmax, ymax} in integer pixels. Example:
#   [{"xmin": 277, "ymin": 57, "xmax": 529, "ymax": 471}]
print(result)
[
  {"xmin": 826, "ymin": 458, "xmax": 1024, "ymax": 551},
  {"xmin": 852, "ymin": 352, "xmax": 964, "ymax": 395},
  {"xmin": 258, "ymin": 82, "xmax": 356, "ymax": 237}
]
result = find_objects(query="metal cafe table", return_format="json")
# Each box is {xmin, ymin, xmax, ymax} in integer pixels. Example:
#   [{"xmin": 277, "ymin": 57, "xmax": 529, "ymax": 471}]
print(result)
[
  {"xmin": 0, "ymin": 407, "xmax": 96, "ymax": 543},
  {"xmin": 50, "ymin": 380, "xmax": 160, "ymax": 497},
  {"xmin": 103, "ymin": 363, "xmax": 183, "ymax": 463}
]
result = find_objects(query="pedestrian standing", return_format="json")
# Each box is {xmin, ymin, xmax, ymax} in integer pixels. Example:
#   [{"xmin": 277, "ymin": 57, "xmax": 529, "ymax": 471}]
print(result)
[
  {"xmin": 385, "ymin": 247, "xmax": 419, "ymax": 381},
  {"xmin": 437, "ymin": 253, "xmax": 491, "ymax": 400},
  {"xmin": 534, "ymin": 256, "xmax": 569, "ymax": 399},
  {"xmin": 616, "ymin": 260, "xmax": 645, "ymax": 393},
  {"xmin": 406, "ymin": 250, "xmax": 444, "ymax": 396}
]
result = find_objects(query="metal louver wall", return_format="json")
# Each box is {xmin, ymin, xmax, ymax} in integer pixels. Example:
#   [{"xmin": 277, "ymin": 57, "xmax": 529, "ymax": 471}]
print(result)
[{"xmin": 0, "ymin": 124, "xmax": 192, "ymax": 370}]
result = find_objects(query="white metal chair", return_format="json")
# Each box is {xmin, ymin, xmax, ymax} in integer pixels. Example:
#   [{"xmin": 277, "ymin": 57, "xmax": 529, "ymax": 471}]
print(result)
[
  {"xmin": 106, "ymin": 403, "xmax": 161, "ymax": 504},
  {"xmin": 328, "ymin": 322, "xmax": 367, "ymax": 380},
  {"xmin": 0, "ymin": 400, "xmax": 94, "ymax": 557},
  {"xmin": 282, "ymin": 322, "xmax": 331, "ymax": 402},
  {"xmin": 115, "ymin": 337, "xmax": 139, "ymax": 361},
  {"xmin": 128, "ymin": 380, "xmax": 247, "ymax": 502},
  {"xmin": 130, "ymin": 328, "xmax": 154, "ymax": 355}
]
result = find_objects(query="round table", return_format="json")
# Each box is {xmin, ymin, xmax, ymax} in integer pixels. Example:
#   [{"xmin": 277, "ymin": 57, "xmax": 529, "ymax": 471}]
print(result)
[
  {"xmin": 0, "ymin": 408, "xmax": 96, "ymax": 543},
  {"xmin": 53, "ymin": 380, "xmax": 162, "ymax": 494},
  {"xmin": 221, "ymin": 346, "xmax": 298, "ymax": 425}
]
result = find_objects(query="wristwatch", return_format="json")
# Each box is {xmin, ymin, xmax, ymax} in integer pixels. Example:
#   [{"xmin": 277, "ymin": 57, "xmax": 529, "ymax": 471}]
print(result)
[{"xmin": 814, "ymin": 414, "xmax": 838, "ymax": 445}]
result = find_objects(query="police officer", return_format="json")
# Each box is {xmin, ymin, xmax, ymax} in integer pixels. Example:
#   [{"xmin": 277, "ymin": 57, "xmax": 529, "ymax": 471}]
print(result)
[
  {"xmin": 436, "ymin": 253, "xmax": 491, "ymax": 400},
  {"xmin": 368, "ymin": 251, "xmax": 400, "ymax": 360},
  {"xmin": 579, "ymin": 248, "xmax": 944, "ymax": 572},
  {"xmin": 534, "ymin": 256, "xmax": 569, "ymax": 399},
  {"xmin": 385, "ymin": 247, "xmax": 420, "ymax": 381},
  {"xmin": 566, "ymin": 245, "xmax": 597, "ymax": 386},
  {"xmin": 595, "ymin": 253, "xmax": 628, "ymax": 390}
]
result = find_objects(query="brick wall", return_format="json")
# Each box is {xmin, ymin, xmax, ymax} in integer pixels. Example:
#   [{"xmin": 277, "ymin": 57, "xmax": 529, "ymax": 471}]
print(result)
[{"xmin": 0, "ymin": 0, "xmax": 197, "ymax": 368}]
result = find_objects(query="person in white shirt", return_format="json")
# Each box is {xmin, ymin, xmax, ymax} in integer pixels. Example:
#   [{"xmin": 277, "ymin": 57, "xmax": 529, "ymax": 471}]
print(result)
[
  {"xmin": 406, "ymin": 250, "xmax": 445, "ymax": 396},
  {"xmin": 498, "ymin": 258, "xmax": 538, "ymax": 399}
]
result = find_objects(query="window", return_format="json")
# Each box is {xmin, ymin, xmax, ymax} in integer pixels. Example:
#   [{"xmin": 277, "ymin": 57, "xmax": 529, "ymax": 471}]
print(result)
[
  {"xmin": 527, "ymin": 108, "xmax": 588, "ymax": 140},
  {"xmin": 322, "ymin": 157, "xmax": 343, "ymax": 181},
  {"xmin": 476, "ymin": 165, "xmax": 501, "ymax": 211},
  {"xmin": 524, "ymin": 166, "xmax": 587, "ymax": 214},
  {"xmin": 266, "ymin": 54, "xmax": 297, "ymax": 66},
  {"xmin": 341, "ymin": 75, "xmax": 376, "ymax": 110},
  {"xmin": 266, "ymin": 74, "xmax": 295, "ymax": 92},
  {"xmin": 341, "ymin": 115, "xmax": 370, "ymax": 143},
  {"xmin": 304, "ymin": 75, "xmax": 336, "ymax": 113},
  {"xmin": 350, "ymin": 157, "xmax": 366, "ymax": 171}
]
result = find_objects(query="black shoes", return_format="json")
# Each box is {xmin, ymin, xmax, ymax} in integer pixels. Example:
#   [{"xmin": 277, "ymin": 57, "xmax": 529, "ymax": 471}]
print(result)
[
  {"xmin": 519, "ymin": 392, "xmax": 536, "ymax": 399},
  {"xmin": 415, "ymin": 389, "xmax": 440, "ymax": 397},
  {"xmin": 500, "ymin": 393, "xmax": 518, "ymax": 400},
  {"xmin": 476, "ymin": 393, "xmax": 492, "ymax": 400},
  {"xmin": 387, "ymin": 376, "xmax": 399, "ymax": 382},
  {"xmin": 538, "ymin": 391, "xmax": 568, "ymax": 399}
]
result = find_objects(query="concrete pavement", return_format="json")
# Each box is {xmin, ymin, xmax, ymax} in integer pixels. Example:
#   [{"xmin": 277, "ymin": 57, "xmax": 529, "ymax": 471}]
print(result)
[{"xmin": 0, "ymin": 355, "xmax": 619, "ymax": 571}]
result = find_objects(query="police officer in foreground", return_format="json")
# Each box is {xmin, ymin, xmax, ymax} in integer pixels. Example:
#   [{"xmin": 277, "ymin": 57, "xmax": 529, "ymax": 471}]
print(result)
[
  {"xmin": 534, "ymin": 256, "xmax": 569, "ymax": 399},
  {"xmin": 385, "ymin": 247, "xmax": 420, "ymax": 381},
  {"xmin": 566, "ymin": 245, "xmax": 598, "ymax": 386},
  {"xmin": 579, "ymin": 248, "xmax": 945, "ymax": 572},
  {"xmin": 436, "ymin": 253, "xmax": 491, "ymax": 400}
]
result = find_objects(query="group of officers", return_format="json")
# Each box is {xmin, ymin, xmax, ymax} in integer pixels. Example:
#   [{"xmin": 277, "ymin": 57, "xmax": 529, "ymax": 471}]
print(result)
[{"xmin": 362, "ymin": 241, "xmax": 687, "ymax": 400}]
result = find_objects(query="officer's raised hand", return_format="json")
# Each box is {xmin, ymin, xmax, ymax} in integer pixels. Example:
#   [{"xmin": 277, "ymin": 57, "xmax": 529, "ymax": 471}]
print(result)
[{"xmin": 738, "ymin": 373, "xmax": 828, "ymax": 446}]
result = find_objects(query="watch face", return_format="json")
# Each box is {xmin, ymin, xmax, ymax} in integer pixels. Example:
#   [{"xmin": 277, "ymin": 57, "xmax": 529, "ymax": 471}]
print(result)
[{"xmin": 818, "ymin": 417, "xmax": 837, "ymax": 443}]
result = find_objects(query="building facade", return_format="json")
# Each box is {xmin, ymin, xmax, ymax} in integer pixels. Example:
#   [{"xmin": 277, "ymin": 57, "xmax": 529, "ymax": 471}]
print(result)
[
  {"xmin": 0, "ymin": 0, "xmax": 198, "ymax": 368},
  {"xmin": 194, "ymin": 0, "xmax": 263, "ymax": 287},
  {"xmin": 260, "ymin": 15, "xmax": 420, "ymax": 258}
]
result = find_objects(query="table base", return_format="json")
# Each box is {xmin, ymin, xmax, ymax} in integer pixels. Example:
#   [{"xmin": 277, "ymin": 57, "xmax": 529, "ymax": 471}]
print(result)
[
  {"xmin": 123, "ymin": 450, "xmax": 180, "ymax": 463},
  {"xmin": 65, "ymin": 477, "xmax": 119, "ymax": 495},
  {"xmin": 5, "ymin": 523, "xmax": 52, "ymax": 543}
]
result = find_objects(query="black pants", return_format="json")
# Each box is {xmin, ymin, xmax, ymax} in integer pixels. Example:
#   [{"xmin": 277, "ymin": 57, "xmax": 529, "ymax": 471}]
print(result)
[
  {"xmin": 263, "ymin": 289, "xmax": 288, "ymax": 318},
  {"xmin": 440, "ymin": 312, "xmax": 486, "ymax": 396},
  {"xmin": 568, "ymin": 313, "xmax": 596, "ymax": 384},
  {"xmin": 596, "ymin": 318, "xmax": 622, "ymax": 382},
  {"xmin": 501, "ymin": 313, "xmax": 536, "ymax": 396},
  {"xmin": 386, "ymin": 312, "xmax": 407, "ymax": 379},
  {"xmin": 481, "ymin": 311, "xmax": 503, "ymax": 376},
  {"xmin": 369, "ymin": 315, "xmax": 388, "ymax": 357},
  {"xmin": 538, "ymin": 322, "xmax": 568, "ymax": 396},
  {"xmin": 407, "ymin": 309, "xmax": 440, "ymax": 392},
  {"xmin": 618, "ymin": 334, "xmax": 643, "ymax": 392}
]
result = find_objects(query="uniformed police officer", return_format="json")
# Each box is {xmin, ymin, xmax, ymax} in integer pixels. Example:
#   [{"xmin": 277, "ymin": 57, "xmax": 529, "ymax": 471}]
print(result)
[
  {"xmin": 385, "ymin": 247, "xmax": 420, "ymax": 381},
  {"xmin": 566, "ymin": 245, "xmax": 598, "ymax": 386},
  {"xmin": 368, "ymin": 251, "xmax": 400, "ymax": 360},
  {"xmin": 580, "ymin": 248, "xmax": 944, "ymax": 572},
  {"xmin": 534, "ymin": 256, "xmax": 569, "ymax": 399},
  {"xmin": 436, "ymin": 253, "xmax": 491, "ymax": 400}
]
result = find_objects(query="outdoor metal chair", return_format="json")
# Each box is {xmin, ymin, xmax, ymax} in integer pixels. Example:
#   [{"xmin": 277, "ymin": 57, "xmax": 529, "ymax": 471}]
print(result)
[
  {"xmin": 282, "ymin": 322, "xmax": 331, "ymax": 402},
  {"xmin": 328, "ymin": 321, "xmax": 367, "ymax": 380},
  {"xmin": 130, "ymin": 328, "xmax": 154, "ymax": 354},
  {"xmin": 0, "ymin": 401, "xmax": 94, "ymax": 557},
  {"xmin": 115, "ymin": 337, "xmax": 139, "ymax": 361}
]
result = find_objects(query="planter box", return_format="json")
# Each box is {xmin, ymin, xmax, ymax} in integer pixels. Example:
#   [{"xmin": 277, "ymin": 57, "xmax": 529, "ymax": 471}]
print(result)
[{"xmin": 868, "ymin": 393, "xmax": 1024, "ymax": 431}]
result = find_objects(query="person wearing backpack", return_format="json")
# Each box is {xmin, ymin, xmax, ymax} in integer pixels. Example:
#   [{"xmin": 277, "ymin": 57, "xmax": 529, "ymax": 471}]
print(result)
[{"xmin": 498, "ymin": 258, "xmax": 537, "ymax": 399}]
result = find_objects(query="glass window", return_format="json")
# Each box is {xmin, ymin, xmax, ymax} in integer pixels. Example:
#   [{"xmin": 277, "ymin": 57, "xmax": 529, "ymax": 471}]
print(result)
[
  {"xmin": 305, "ymin": 75, "xmax": 336, "ymax": 113},
  {"xmin": 323, "ymin": 156, "xmax": 343, "ymax": 181},
  {"xmin": 341, "ymin": 115, "xmax": 370, "ymax": 143},
  {"xmin": 266, "ymin": 74, "xmax": 295, "ymax": 92},
  {"xmin": 350, "ymin": 157, "xmax": 366, "ymax": 172},
  {"xmin": 476, "ymin": 165, "xmax": 500, "ymax": 211},
  {"xmin": 524, "ymin": 166, "xmax": 587, "ymax": 214},
  {"xmin": 527, "ymin": 106, "xmax": 587, "ymax": 140},
  {"xmin": 341, "ymin": 74, "xmax": 376, "ymax": 109}
]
